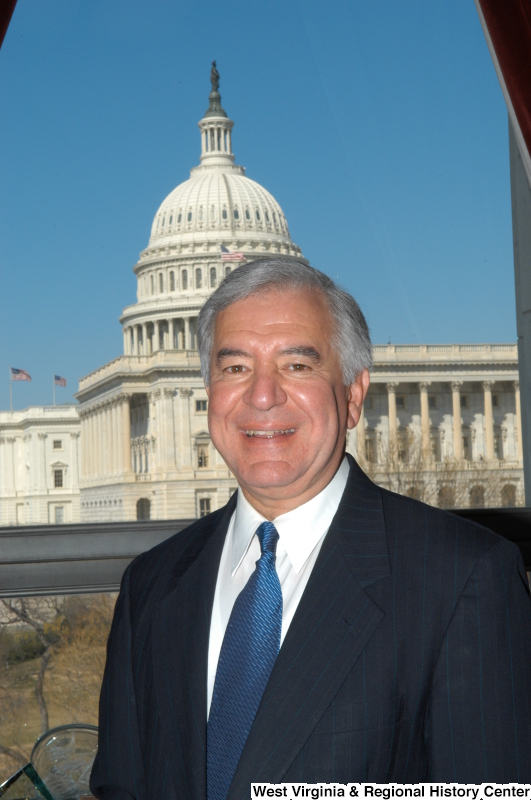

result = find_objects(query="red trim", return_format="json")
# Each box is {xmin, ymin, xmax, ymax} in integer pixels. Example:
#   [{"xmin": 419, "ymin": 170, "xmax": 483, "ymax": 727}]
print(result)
[
  {"xmin": 477, "ymin": 0, "xmax": 531, "ymax": 159},
  {"xmin": 0, "ymin": 0, "xmax": 17, "ymax": 49}
]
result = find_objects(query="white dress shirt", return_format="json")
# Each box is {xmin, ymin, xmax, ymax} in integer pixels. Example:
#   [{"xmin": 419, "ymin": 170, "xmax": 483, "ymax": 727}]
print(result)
[{"xmin": 207, "ymin": 456, "xmax": 350, "ymax": 715}]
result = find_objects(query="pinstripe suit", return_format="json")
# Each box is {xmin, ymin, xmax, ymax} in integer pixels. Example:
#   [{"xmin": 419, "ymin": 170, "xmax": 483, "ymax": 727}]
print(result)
[{"xmin": 90, "ymin": 455, "xmax": 531, "ymax": 799}]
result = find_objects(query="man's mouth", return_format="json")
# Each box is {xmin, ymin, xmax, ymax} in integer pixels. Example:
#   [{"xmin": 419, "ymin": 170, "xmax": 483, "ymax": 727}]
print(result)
[{"xmin": 242, "ymin": 428, "xmax": 296, "ymax": 439}]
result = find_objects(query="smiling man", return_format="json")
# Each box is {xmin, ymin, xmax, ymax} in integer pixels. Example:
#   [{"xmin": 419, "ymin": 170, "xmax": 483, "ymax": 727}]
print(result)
[{"xmin": 91, "ymin": 259, "xmax": 531, "ymax": 800}]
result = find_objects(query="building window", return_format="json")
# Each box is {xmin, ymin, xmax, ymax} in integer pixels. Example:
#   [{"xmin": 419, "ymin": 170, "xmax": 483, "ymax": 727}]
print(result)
[
  {"xmin": 245, "ymin": 208, "xmax": 251, "ymax": 220},
  {"xmin": 196, "ymin": 399, "xmax": 207, "ymax": 413},
  {"xmin": 210, "ymin": 206, "xmax": 216, "ymax": 221},
  {"xmin": 161, "ymin": 217, "xmax": 165, "ymax": 228},
  {"xmin": 256, "ymin": 209, "xmax": 261, "ymax": 221},
  {"xmin": 182, "ymin": 269, "xmax": 188, "ymax": 290},
  {"xmin": 265, "ymin": 210, "xmax": 270, "ymax": 222},
  {"xmin": 492, "ymin": 394, "xmax": 499, "ymax": 407},
  {"xmin": 428, "ymin": 396, "xmax": 437, "ymax": 410},
  {"xmin": 151, "ymin": 275, "xmax": 155, "ymax": 294},
  {"xmin": 234, "ymin": 208, "xmax": 239, "ymax": 220},
  {"xmin": 137, "ymin": 498, "xmax": 150, "ymax": 520},
  {"xmin": 225, "ymin": 266, "xmax": 232, "ymax": 277},
  {"xmin": 396, "ymin": 396, "xmax": 405, "ymax": 410},
  {"xmin": 54, "ymin": 469, "xmax": 63, "ymax": 488},
  {"xmin": 170, "ymin": 271, "xmax": 175, "ymax": 291},
  {"xmin": 501, "ymin": 484, "xmax": 516, "ymax": 507},
  {"xmin": 169, "ymin": 215, "xmax": 173, "ymax": 225},
  {"xmin": 273, "ymin": 211, "xmax": 277, "ymax": 223},
  {"xmin": 159, "ymin": 273, "xmax": 164, "ymax": 293},
  {"xmin": 470, "ymin": 485, "xmax": 485, "ymax": 508},
  {"xmin": 222, "ymin": 208, "xmax": 228, "ymax": 220},
  {"xmin": 53, "ymin": 440, "xmax": 62, "ymax": 450},
  {"xmin": 494, "ymin": 434, "xmax": 502, "ymax": 459},
  {"xmin": 460, "ymin": 395, "xmax": 468, "ymax": 408},
  {"xmin": 199, "ymin": 498, "xmax": 211, "ymax": 517},
  {"xmin": 195, "ymin": 268, "xmax": 202, "ymax": 289},
  {"xmin": 198, "ymin": 207, "xmax": 204, "ymax": 222},
  {"xmin": 364, "ymin": 396, "xmax": 373, "ymax": 410},
  {"xmin": 462, "ymin": 435, "xmax": 471, "ymax": 460},
  {"xmin": 187, "ymin": 211, "xmax": 192, "ymax": 222},
  {"xmin": 197, "ymin": 444, "xmax": 209, "ymax": 468},
  {"xmin": 55, "ymin": 506, "xmax": 64, "ymax": 524},
  {"xmin": 177, "ymin": 212, "xmax": 182, "ymax": 223},
  {"xmin": 438, "ymin": 486, "xmax": 455, "ymax": 509},
  {"xmin": 210, "ymin": 267, "xmax": 217, "ymax": 288}
]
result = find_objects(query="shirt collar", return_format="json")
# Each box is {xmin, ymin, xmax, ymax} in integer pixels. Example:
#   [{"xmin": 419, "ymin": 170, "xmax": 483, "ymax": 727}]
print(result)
[{"xmin": 231, "ymin": 456, "xmax": 350, "ymax": 576}]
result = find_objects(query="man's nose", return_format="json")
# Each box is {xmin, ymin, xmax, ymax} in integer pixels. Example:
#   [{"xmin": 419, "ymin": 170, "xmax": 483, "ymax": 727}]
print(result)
[{"xmin": 242, "ymin": 369, "xmax": 287, "ymax": 410}]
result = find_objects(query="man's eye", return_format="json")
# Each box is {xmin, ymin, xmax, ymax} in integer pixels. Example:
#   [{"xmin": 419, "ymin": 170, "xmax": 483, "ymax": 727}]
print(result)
[
  {"xmin": 226, "ymin": 365, "xmax": 245, "ymax": 373},
  {"xmin": 288, "ymin": 363, "xmax": 308, "ymax": 371}
]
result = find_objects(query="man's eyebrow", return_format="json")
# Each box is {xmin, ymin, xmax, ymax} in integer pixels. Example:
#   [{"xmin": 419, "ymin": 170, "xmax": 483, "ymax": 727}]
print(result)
[
  {"xmin": 216, "ymin": 347, "xmax": 252, "ymax": 364},
  {"xmin": 278, "ymin": 346, "xmax": 322, "ymax": 362}
]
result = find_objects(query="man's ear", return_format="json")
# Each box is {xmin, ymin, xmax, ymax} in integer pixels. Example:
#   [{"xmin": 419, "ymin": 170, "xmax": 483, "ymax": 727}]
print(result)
[{"xmin": 346, "ymin": 368, "xmax": 370, "ymax": 430}]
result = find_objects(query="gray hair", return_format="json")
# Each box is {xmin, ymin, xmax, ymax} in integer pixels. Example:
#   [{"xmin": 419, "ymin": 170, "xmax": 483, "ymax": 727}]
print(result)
[{"xmin": 197, "ymin": 257, "xmax": 373, "ymax": 386}]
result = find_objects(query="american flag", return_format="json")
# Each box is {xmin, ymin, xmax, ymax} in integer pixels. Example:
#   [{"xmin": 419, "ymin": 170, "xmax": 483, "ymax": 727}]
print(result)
[
  {"xmin": 220, "ymin": 245, "xmax": 245, "ymax": 262},
  {"xmin": 11, "ymin": 367, "xmax": 31, "ymax": 382},
  {"xmin": 54, "ymin": 375, "xmax": 67, "ymax": 387}
]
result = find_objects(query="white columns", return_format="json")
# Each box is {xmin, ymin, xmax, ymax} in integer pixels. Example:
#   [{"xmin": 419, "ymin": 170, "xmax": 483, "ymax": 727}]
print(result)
[
  {"xmin": 514, "ymin": 380, "xmax": 523, "ymax": 458},
  {"xmin": 483, "ymin": 380, "xmax": 495, "ymax": 459},
  {"xmin": 357, "ymin": 403, "xmax": 366, "ymax": 462},
  {"xmin": 169, "ymin": 319, "xmax": 175, "ymax": 350},
  {"xmin": 122, "ymin": 394, "xmax": 132, "ymax": 473},
  {"xmin": 386, "ymin": 382, "xmax": 398, "ymax": 456},
  {"xmin": 451, "ymin": 381, "xmax": 463, "ymax": 459},
  {"xmin": 419, "ymin": 381, "xmax": 431, "ymax": 458}
]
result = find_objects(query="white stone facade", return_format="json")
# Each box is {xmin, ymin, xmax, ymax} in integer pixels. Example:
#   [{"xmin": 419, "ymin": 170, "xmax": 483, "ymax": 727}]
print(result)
[{"xmin": 0, "ymin": 405, "xmax": 81, "ymax": 525}]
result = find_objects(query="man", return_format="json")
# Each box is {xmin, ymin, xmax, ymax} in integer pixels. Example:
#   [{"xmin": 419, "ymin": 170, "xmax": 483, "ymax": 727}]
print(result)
[{"xmin": 91, "ymin": 258, "xmax": 531, "ymax": 800}]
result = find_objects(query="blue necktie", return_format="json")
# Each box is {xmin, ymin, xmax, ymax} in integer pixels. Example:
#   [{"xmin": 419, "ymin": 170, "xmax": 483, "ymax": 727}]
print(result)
[{"xmin": 207, "ymin": 521, "xmax": 282, "ymax": 800}]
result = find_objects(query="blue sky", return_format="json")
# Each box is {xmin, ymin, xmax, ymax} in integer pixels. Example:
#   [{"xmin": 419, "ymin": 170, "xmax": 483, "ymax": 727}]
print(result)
[{"xmin": 0, "ymin": 0, "xmax": 514, "ymax": 408}]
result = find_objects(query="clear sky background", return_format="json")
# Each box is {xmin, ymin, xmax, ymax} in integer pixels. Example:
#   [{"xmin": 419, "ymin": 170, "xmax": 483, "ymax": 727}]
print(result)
[{"xmin": 0, "ymin": 0, "xmax": 514, "ymax": 409}]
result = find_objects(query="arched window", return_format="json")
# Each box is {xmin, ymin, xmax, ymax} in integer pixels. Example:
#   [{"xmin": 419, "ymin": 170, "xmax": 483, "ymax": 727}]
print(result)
[
  {"xmin": 470, "ymin": 485, "xmax": 485, "ymax": 508},
  {"xmin": 273, "ymin": 211, "xmax": 277, "ymax": 223},
  {"xmin": 245, "ymin": 208, "xmax": 251, "ymax": 220},
  {"xmin": 170, "ymin": 271, "xmax": 175, "ymax": 291},
  {"xmin": 233, "ymin": 208, "xmax": 239, "ymax": 220},
  {"xmin": 151, "ymin": 275, "xmax": 155, "ymax": 294},
  {"xmin": 210, "ymin": 267, "xmax": 217, "ymax": 288},
  {"xmin": 136, "ymin": 498, "xmax": 150, "ymax": 521},
  {"xmin": 177, "ymin": 212, "xmax": 182, "ymax": 223},
  {"xmin": 198, "ymin": 207, "xmax": 204, "ymax": 221},
  {"xmin": 438, "ymin": 486, "xmax": 455, "ymax": 509},
  {"xmin": 501, "ymin": 484, "xmax": 516, "ymax": 507},
  {"xmin": 256, "ymin": 209, "xmax": 261, "ymax": 221},
  {"xmin": 225, "ymin": 266, "xmax": 232, "ymax": 277},
  {"xmin": 195, "ymin": 268, "xmax": 202, "ymax": 289},
  {"xmin": 169, "ymin": 215, "xmax": 173, "ymax": 225},
  {"xmin": 182, "ymin": 269, "xmax": 188, "ymax": 290},
  {"xmin": 222, "ymin": 208, "xmax": 228, "ymax": 220},
  {"xmin": 187, "ymin": 210, "xmax": 192, "ymax": 222},
  {"xmin": 265, "ymin": 210, "xmax": 270, "ymax": 222},
  {"xmin": 210, "ymin": 206, "xmax": 216, "ymax": 221},
  {"xmin": 162, "ymin": 217, "xmax": 165, "ymax": 228},
  {"xmin": 159, "ymin": 273, "xmax": 164, "ymax": 293}
]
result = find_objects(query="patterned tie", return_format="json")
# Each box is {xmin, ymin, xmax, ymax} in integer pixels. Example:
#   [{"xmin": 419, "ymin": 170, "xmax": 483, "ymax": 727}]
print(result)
[{"xmin": 207, "ymin": 521, "xmax": 282, "ymax": 800}]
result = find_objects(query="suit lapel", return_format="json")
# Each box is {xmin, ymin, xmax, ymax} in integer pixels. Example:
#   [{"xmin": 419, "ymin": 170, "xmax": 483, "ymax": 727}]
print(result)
[
  {"xmin": 152, "ymin": 499, "xmax": 235, "ymax": 800},
  {"xmin": 228, "ymin": 456, "xmax": 391, "ymax": 798}
]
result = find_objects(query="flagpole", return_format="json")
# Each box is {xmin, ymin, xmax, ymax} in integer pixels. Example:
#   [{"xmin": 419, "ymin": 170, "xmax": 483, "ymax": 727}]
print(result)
[
  {"xmin": 53, "ymin": 375, "xmax": 56, "ymax": 406},
  {"xmin": 9, "ymin": 368, "xmax": 12, "ymax": 412}
]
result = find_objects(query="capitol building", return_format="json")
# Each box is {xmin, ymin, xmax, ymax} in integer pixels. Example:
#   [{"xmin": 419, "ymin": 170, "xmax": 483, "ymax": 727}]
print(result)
[{"xmin": 0, "ymin": 73, "xmax": 524, "ymax": 525}]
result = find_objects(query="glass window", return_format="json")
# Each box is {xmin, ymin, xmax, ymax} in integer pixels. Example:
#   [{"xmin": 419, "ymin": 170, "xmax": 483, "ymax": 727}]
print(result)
[
  {"xmin": 196, "ymin": 399, "xmax": 207, "ymax": 413},
  {"xmin": 225, "ymin": 266, "xmax": 231, "ymax": 276},
  {"xmin": 222, "ymin": 208, "xmax": 227, "ymax": 220},
  {"xmin": 177, "ymin": 212, "xmax": 182, "ymax": 223},
  {"xmin": 492, "ymin": 394, "xmax": 499, "ymax": 407},
  {"xmin": 501, "ymin": 484, "xmax": 516, "ymax": 507},
  {"xmin": 170, "ymin": 271, "xmax": 175, "ymax": 291},
  {"xmin": 187, "ymin": 211, "xmax": 192, "ymax": 222},
  {"xmin": 265, "ymin": 210, "xmax": 270, "ymax": 222},
  {"xmin": 428, "ymin": 395, "xmax": 436, "ymax": 410},
  {"xmin": 136, "ymin": 498, "xmax": 150, "ymax": 520},
  {"xmin": 198, "ymin": 207, "xmax": 203, "ymax": 221},
  {"xmin": 159, "ymin": 273, "xmax": 164, "ymax": 293},
  {"xmin": 470, "ymin": 485, "xmax": 485, "ymax": 508},
  {"xmin": 273, "ymin": 211, "xmax": 277, "ymax": 223},
  {"xmin": 161, "ymin": 217, "xmax": 165, "ymax": 227},
  {"xmin": 195, "ymin": 268, "xmax": 202, "ymax": 289},
  {"xmin": 54, "ymin": 469, "xmax": 63, "ymax": 488},
  {"xmin": 255, "ymin": 209, "xmax": 261, "ymax": 221},
  {"xmin": 169, "ymin": 215, "xmax": 173, "ymax": 225},
  {"xmin": 199, "ymin": 498, "xmax": 211, "ymax": 517},
  {"xmin": 233, "ymin": 208, "xmax": 239, "ymax": 220},
  {"xmin": 53, "ymin": 440, "xmax": 62, "ymax": 450},
  {"xmin": 460, "ymin": 395, "xmax": 468, "ymax": 408},
  {"xmin": 197, "ymin": 444, "xmax": 209, "ymax": 468},
  {"xmin": 151, "ymin": 274, "xmax": 155, "ymax": 294},
  {"xmin": 210, "ymin": 206, "xmax": 215, "ymax": 221},
  {"xmin": 55, "ymin": 506, "xmax": 64, "ymax": 524},
  {"xmin": 210, "ymin": 267, "xmax": 217, "ymax": 288},
  {"xmin": 396, "ymin": 396, "xmax": 405, "ymax": 409},
  {"xmin": 245, "ymin": 208, "xmax": 251, "ymax": 220},
  {"xmin": 182, "ymin": 269, "xmax": 188, "ymax": 290}
]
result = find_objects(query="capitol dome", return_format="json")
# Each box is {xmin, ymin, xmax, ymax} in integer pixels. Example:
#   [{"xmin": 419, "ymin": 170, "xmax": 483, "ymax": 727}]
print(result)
[{"xmin": 119, "ymin": 67, "xmax": 304, "ymax": 356}]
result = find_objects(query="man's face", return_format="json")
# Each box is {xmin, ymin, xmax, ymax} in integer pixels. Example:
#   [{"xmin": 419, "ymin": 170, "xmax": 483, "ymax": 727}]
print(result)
[{"xmin": 206, "ymin": 288, "xmax": 369, "ymax": 514}]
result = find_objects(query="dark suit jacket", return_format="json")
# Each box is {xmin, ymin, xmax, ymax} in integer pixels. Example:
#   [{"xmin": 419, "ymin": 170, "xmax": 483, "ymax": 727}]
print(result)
[{"xmin": 90, "ymin": 456, "xmax": 531, "ymax": 799}]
